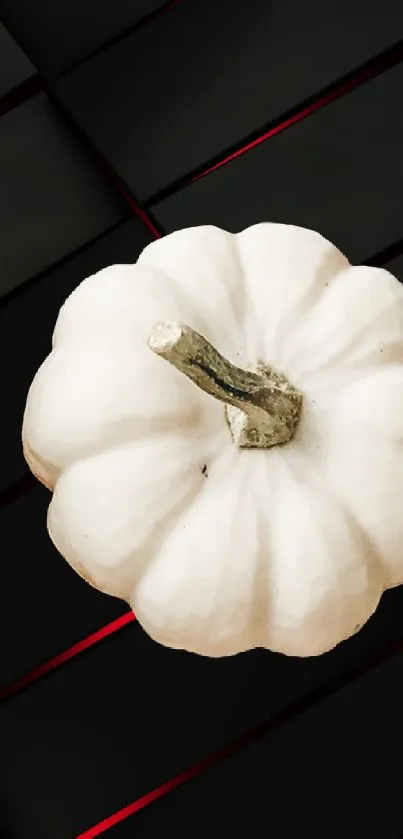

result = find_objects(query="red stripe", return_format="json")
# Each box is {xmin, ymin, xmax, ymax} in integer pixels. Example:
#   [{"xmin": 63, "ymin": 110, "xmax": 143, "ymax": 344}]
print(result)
[
  {"xmin": 75, "ymin": 717, "xmax": 310, "ymax": 837},
  {"xmin": 46, "ymin": 93, "xmax": 163, "ymax": 239},
  {"xmin": 76, "ymin": 634, "xmax": 403, "ymax": 837},
  {"xmin": 75, "ymin": 749, "xmax": 234, "ymax": 838},
  {"xmin": 0, "ymin": 611, "xmax": 135, "ymax": 701},
  {"xmin": 189, "ymin": 41, "xmax": 403, "ymax": 184},
  {"xmin": 108, "ymin": 177, "xmax": 162, "ymax": 239}
]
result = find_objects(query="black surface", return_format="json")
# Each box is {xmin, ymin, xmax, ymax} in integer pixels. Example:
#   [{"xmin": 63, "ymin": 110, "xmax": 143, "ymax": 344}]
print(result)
[
  {"xmin": 153, "ymin": 62, "xmax": 403, "ymax": 264},
  {"xmin": 1, "ymin": 218, "xmax": 153, "ymax": 495},
  {"xmin": 0, "ymin": 485, "xmax": 127, "ymax": 689},
  {"xmin": 0, "ymin": 621, "xmax": 402, "ymax": 839},
  {"xmin": 0, "ymin": 93, "xmax": 128, "ymax": 296},
  {"xmin": 0, "ymin": 23, "xmax": 35, "ymax": 98},
  {"xmin": 385, "ymin": 253, "xmax": 403, "ymax": 282},
  {"xmin": 52, "ymin": 0, "xmax": 403, "ymax": 203},
  {"xmin": 0, "ymin": 0, "xmax": 169, "ymax": 78},
  {"xmin": 96, "ymin": 652, "xmax": 403, "ymax": 839},
  {"xmin": 1, "ymin": 3, "xmax": 403, "ymax": 838}
]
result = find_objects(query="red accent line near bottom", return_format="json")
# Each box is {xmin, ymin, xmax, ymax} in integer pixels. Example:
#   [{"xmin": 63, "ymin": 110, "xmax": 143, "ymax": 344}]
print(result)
[
  {"xmin": 189, "ymin": 41, "xmax": 403, "ymax": 184},
  {"xmin": 75, "ymin": 749, "xmax": 231, "ymax": 838},
  {"xmin": 76, "ymin": 713, "xmax": 287, "ymax": 839},
  {"xmin": 76, "ymin": 635, "xmax": 403, "ymax": 838},
  {"xmin": 112, "ymin": 180, "xmax": 162, "ymax": 239},
  {"xmin": 0, "ymin": 611, "xmax": 135, "ymax": 701},
  {"xmin": 45, "ymin": 92, "xmax": 163, "ymax": 241}
]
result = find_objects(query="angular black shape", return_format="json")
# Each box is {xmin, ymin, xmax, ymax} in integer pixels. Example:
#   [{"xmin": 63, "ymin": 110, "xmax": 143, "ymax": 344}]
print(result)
[
  {"xmin": 1, "ymin": 218, "xmax": 153, "ymax": 494},
  {"xmin": 0, "ymin": 23, "xmax": 35, "ymax": 99},
  {"xmin": 0, "ymin": 0, "xmax": 169, "ymax": 78},
  {"xmin": 100, "ymin": 652, "xmax": 403, "ymax": 839},
  {"xmin": 1, "ymin": 586, "xmax": 403, "ymax": 836},
  {"xmin": 0, "ymin": 93, "xmax": 128, "ymax": 298},
  {"xmin": 1, "ymin": 5, "xmax": 403, "ymax": 838},
  {"xmin": 385, "ymin": 252, "xmax": 403, "ymax": 282},
  {"xmin": 152, "ymin": 63, "xmax": 403, "ymax": 264},
  {"xmin": 52, "ymin": 0, "xmax": 403, "ymax": 203},
  {"xmin": 0, "ymin": 484, "xmax": 127, "ymax": 690}
]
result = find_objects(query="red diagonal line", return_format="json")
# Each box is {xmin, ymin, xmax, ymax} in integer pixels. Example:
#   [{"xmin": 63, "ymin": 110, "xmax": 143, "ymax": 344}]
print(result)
[
  {"xmin": 104, "ymin": 171, "xmax": 162, "ymax": 239},
  {"xmin": 45, "ymin": 90, "xmax": 164, "ymax": 240},
  {"xmin": 1, "ymin": 234, "xmax": 402, "ymax": 696},
  {"xmin": 143, "ymin": 40, "xmax": 403, "ymax": 206},
  {"xmin": 184, "ymin": 40, "xmax": 403, "ymax": 185},
  {"xmin": 0, "ymin": 78, "xmax": 162, "ymax": 239},
  {"xmin": 76, "ymin": 633, "xmax": 403, "ymax": 837},
  {"xmin": 0, "ymin": 610, "xmax": 135, "ymax": 701}
]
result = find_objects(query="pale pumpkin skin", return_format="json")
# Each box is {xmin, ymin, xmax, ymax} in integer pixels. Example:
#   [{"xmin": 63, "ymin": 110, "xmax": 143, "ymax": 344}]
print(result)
[{"xmin": 22, "ymin": 223, "xmax": 403, "ymax": 658}]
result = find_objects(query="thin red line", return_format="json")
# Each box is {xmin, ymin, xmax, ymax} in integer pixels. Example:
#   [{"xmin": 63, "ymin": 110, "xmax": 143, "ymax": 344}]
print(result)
[
  {"xmin": 75, "ymin": 749, "xmax": 233, "ymax": 838},
  {"xmin": 0, "ymin": 611, "xmax": 135, "ymax": 701},
  {"xmin": 189, "ymin": 41, "xmax": 403, "ymax": 184},
  {"xmin": 1, "ymin": 225, "xmax": 402, "ymax": 699},
  {"xmin": 76, "ymin": 634, "xmax": 403, "ymax": 837},
  {"xmin": 111, "ymin": 179, "xmax": 162, "ymax": 239},
  {"xmin": 75, "ymin": 719, "xmax": 309, "ymax": 837},
  {"xmin": 46, "ymin": 91, "xmax": 163, "ymax": 240}
]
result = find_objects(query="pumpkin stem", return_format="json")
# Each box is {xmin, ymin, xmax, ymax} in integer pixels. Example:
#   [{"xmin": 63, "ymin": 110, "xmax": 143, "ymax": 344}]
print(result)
[{"xmin": 148, "ymin": 321, "xmax": 303, "ymax": 449}]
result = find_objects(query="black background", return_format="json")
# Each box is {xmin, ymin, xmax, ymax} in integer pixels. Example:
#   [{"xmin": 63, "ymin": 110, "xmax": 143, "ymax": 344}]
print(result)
[{"xmin": 1, "ymin": 2, "xmax": 403, "ymax": 837}]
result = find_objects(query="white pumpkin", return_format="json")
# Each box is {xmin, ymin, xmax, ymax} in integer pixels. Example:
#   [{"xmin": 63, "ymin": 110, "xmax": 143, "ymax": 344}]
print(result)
[{"xmin": 22, "ymin": 223, "xmax": 403, "ymax": 658}]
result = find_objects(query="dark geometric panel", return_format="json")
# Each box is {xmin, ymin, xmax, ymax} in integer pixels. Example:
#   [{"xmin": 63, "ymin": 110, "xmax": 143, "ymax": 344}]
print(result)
[
  {"xmin": 103, "ymin": 653, "xmax": 403, "ymax": 839},
  {"xmin": 0, "ymin": 93, "xmax": 128, "ymax": 298},
  {"xmin": 152, "ymin": 63, "xmax": 403, "ymax": 264},
  {"xmin": 0, "ymin": 23, "xmax": 35, "ymax": 98},
  {"xmin": 0, "ymin": 0, "xmax": 169, "ymax": 79},
  {"xmin": 52, "ymin": 0, "xmax": 403, "ymax": 204},
  {"xmin": 0, "ymin": 485, "xmax": 127, "ymax": 689},
  {"xmin": 1, "ymin": 576, "xmax": 403, "ymax": 832},
  {"xmin": 385, "ymin": 253, "xmax": 403, "ymax": 281},
  {"xmin": 0, "ymin": 6, "xmax": 402, "ymax": 839},
  {"xmin": 0, "ymin": 218, "xmax": 153, "ymax": 494},
  {"xmin": 1, "ymin": 622, "xmax": 403, "ymax": 839}
]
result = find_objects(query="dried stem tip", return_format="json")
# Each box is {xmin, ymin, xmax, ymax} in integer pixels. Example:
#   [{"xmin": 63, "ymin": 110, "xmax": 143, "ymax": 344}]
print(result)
[{"xmin": 148, "ymin": 321, "xmax": 303, "ymax": 449}]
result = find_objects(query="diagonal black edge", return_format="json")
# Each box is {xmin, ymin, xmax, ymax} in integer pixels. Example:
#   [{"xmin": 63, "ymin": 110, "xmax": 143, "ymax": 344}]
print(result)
[
  {"xmin": 2, "ymin": 37, "xmax": 402, "ymax": 223},
  {"xmin": 1, "ymin": 229, "xmax": 403, "ymax": 515},
  {"xmin": 45, "ymin": 88, "xmax": 166, "ymax": 239},
  {"xmin": 0, "ymin": 219, "xmax": 127, "ymax": 311},
  {"xmin": 0, "ymin": 72, "xmax": 43, "ymax": 117},
  {"xmin": 144, "ymin": 39, "xmax": 403, "ymax": 209},
  {"xmin": 55, "ymin": 0, "xmax": 183, "ymax": 81},
  {"xmin": 0, "ymin": 475, "xmax": 38, "ymax": 508},
  {"xmin": 366, "ymin": 236, "xmax": 403, "ymax": 268}
]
